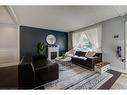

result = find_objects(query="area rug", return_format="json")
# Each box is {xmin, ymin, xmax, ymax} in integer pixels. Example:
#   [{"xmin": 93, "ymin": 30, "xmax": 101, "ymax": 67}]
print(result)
[{"xmin": 43, "ymin": 63, "xmax": 113, "ymax": 89}]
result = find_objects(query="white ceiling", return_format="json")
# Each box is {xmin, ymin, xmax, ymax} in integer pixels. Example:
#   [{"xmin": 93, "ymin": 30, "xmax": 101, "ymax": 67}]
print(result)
[
  {"xmin": 0, "ymin": 6, "xmax": 15, "ymax": 24},
  {"xmin": 10, "ymin": 6, "xmax": 127, "ymax": 32}
]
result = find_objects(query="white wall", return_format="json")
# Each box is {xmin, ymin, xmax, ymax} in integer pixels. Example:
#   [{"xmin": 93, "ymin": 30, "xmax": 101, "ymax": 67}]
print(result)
[
  {"xmin": 0, "ymin": 23, "xmax": 18, "ymax": 67},
  {"xmin": 0, "ymin": 6, "xmax": 19, "ymax": 67},
  {"xmin": 102, "ymin": 16, "xmax": 125, "ymax": 72}
]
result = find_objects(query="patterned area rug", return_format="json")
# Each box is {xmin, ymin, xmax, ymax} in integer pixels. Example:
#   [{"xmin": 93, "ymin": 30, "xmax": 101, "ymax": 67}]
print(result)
[{"xmin": 44, "ymin": 63, "xmax": 113, "ymax": 89}]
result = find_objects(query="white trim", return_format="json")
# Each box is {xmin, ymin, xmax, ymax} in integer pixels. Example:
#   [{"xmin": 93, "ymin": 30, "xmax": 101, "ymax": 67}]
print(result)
[
  {"xmin": 5, "ymin": 6, "xmax": 19, "ymax": 25},
  {"xmin": 0, "ymin": 62, "xmax": 18, "ymax": 68},
  {"xmin": 0, "ymin": 23, "xmax": 16, "ymax": 25},
  {"xmin": 111, "ymin": 66, "xmax": 127, "ymax": 73}
]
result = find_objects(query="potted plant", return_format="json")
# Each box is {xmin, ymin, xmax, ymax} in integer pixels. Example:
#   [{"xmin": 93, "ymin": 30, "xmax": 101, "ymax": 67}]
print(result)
[
  {"xmin": 61, "ymin": 52, "xmax": 66, "ymax": 59},
  {"xmin": 36, "ymin": 42, "xmax": 47, "ymax": 65},
  {"xmin": 36, "ymin": 42, "xmax": 45, "ymax": 55}
]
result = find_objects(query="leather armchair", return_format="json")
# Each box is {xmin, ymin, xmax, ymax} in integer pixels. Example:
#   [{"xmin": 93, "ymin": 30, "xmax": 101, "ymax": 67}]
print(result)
[{"xmin": 18, "ymin": 55, "xmax": 59, "ymax": 89}]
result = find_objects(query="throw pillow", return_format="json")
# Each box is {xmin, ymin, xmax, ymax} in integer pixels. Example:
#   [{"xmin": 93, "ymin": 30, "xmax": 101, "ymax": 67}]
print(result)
[
  {"xmin": 68, "ymin": 49, "xmax": 76, "ymax": 55},
  {"xmin": 85, "ymin": 51, "xmax": 96, "ymax": 57}
]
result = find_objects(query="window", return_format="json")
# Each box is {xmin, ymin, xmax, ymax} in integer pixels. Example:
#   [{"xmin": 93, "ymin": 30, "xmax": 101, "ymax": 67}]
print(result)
[
  {"xmin": 72, "ymin": 32, "xmax": 92, "ymax": 51},
  {"xmin": 72, "ymin": 25, "xmax": 102, "ymax": 52}
]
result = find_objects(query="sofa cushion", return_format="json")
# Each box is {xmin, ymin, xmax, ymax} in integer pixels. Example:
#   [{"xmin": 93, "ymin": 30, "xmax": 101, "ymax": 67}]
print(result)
[
  {"xmin": 68, "ymin": 49, "xmax": 76, "ymax": 55},
  {"xmin": 78, "ymin": 56, "xmax": 87, "ymax": 60},
  {"xmin": 73, "ymin": 55, "xmax": 79, "ymax": 58},
  {"xmin": 73, "ymin": 55, "xmax": 87, "ymax": 60}
]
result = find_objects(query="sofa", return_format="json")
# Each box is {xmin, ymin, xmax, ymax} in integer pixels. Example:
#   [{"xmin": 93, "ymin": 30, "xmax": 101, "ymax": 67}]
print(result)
[
  {"xmin": 18, "ymin": 55, "xmax": 59, "ymax": 89},
  {"xmin": 71, "ymin": 51, "xmax": 102, "ymax": 70}
]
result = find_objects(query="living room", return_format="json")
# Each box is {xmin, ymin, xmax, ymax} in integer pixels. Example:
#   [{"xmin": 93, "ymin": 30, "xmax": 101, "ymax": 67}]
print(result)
[{"xmin": 1, "ymin": 6, "xmax": 127, "ymax": 90}]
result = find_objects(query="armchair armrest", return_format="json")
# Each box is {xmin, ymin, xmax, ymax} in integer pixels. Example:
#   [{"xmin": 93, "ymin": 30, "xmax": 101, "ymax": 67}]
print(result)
[
  {"xmin": 18, "ymin": 63, "xmax": 35, "ymax": 89},
  {"xmin": 35, "ymin": 63, "xmax": 59, "ymax": 86},
  {"xmin": 87, "ymin": 56, "xmax": 101, "ymax": 63}
]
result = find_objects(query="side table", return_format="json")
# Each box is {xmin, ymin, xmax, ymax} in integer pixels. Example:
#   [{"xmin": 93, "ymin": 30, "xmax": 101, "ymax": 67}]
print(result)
[{"xmin": 94, "ymin": 62, "xmax": 110, "ymax": 74}]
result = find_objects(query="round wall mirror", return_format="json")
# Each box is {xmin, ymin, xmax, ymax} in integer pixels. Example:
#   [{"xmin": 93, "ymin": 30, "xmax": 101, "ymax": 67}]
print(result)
[{"xmin": 46, "ymin": 34, "xmax": 56, "ymax": 45}]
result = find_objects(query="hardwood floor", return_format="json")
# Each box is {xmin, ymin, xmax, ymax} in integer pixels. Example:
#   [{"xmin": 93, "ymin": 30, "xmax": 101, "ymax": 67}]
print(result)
[
  {"xmin": 99, "ymin": 69, "xmax": 121, "ymax": 89},
  {"xmin": 111, "ymin": 73, "xmax": 127, "ymax": 89},
  {"xmin": 0, "ymin": 65, "xmax": 18, "ymax": 89}
]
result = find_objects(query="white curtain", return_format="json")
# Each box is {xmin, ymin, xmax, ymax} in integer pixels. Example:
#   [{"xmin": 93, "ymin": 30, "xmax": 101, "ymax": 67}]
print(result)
[
  {"xmin": 85, "ymin": 25, "xmax": 102, "ymax": 52},
  {"xmin": 72, "ymin": 31, "xmax": 82, "ymax": 49},
  {"xmin": 72, "ymin": 25, "xmax": 102, "ymax": 52}
]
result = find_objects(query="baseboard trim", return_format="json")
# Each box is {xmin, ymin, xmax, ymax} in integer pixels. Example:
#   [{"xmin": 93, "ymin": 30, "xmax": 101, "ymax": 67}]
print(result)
[
  {"xmin": 0, "ymin": 62, "xmax": 18, "ymax": 68},
  {"xmin": 110, "ymin": 66, "xmax": 127, "ymax": 73}
]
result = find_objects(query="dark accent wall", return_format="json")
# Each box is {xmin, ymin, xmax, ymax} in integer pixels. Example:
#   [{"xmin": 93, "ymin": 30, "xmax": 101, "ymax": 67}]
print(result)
[{"xmin": 20, "ymin": 26, "xmax": 68, "ymax": 59}]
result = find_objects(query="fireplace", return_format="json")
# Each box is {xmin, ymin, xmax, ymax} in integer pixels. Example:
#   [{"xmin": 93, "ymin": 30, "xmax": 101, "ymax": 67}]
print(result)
[
  {"xmin": 51, "ymin": 52, "xmax": 57, "ymax": 59},
  {"xmin": 48, "ymin": 46, "xmax": 59, "ymax": 60}
]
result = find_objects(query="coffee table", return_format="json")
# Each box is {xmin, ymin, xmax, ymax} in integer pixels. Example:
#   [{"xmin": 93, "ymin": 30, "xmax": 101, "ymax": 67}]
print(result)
[
  {"xmin": 94, "ymin": 62, "xmax": 110, "ymax": 74},
  {"xmin": 55, "ymin": 56, "xmax": 72, "ymax": 66}
]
